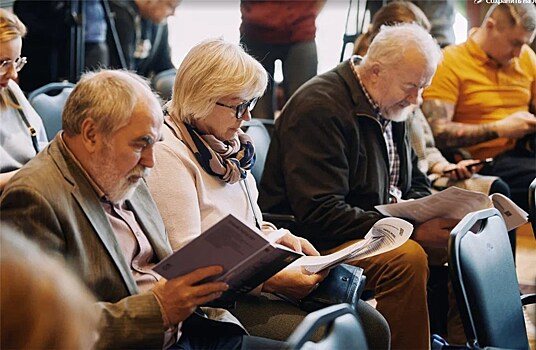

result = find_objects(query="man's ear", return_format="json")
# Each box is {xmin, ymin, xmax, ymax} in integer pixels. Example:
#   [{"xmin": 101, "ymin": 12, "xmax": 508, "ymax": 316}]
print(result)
[
  {"xmin": 370, "ymin": 62, "xmax": 382, "ymax": 83},
  {"xmin": 484, "ymin": 17, "xmax": 496, "ymax": 32},
  {"xmin": 79, "ymin": 118, "xmax": 101, "ymax": 153}
]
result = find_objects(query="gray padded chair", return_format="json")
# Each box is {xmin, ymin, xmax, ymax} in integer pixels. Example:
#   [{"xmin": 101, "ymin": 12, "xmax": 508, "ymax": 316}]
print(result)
[
  {"xmin": 449, "ymin": 208, "xmax": 535, "ymax": 349},
  {"xmin": 28, "ymin": 82, "xmax": 75, "ymax": 140},
  {"xmin": 242, "ymin": 119, "xmax": 272, "ymax": 184},
  {"xmin": 286, "ymin": 303, "xmax": 368, "ymax": 350},
  {"xmin": 151, "ymin": 68, "xmax": 176, "ymax": 102}
]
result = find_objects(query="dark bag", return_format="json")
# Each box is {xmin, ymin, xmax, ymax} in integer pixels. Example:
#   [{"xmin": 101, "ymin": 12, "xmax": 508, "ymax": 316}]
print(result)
[{"xmin": 299, "ymin": 264, "xmax": 366, "ymax": 312}]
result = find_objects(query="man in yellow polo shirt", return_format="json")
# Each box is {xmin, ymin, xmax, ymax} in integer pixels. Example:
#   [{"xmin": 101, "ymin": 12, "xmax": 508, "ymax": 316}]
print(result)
[{"xmin": 423, "ymin": 3, "xmax": 536, "ymax": 212}]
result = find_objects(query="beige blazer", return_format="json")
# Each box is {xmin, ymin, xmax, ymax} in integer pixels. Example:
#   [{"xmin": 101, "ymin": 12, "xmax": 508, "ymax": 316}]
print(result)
[{"xmin": 0, "ymin": 135, "xmax": 243, "ymax": 349}]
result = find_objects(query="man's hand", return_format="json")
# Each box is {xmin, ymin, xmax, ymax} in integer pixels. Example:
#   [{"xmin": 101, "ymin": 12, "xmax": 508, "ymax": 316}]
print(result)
[
  {"xmin": 441, "ymin": 159, "xmax": 484, "ymax": 180},
  {"xmin": 413, "ymin": 217, "xmax": 459, "ymax": 266},
  {"xmin": 262, "ymin": 266, "xmax": 328, "ymax": 300},
  {"xmin": 494, "ymin": 111, "xmax": 536, "ymax": 139},
  {"xmin": 152, "ymin": 266, "xmax": 229, "ymax": 326}
]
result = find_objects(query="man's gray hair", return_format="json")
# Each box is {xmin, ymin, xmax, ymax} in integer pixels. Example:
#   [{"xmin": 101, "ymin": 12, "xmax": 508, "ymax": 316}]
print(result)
[
  {"xmin": 62, "ymin": 70, "xmax": 162, "ymax": 137},
  {"xmin": 168, "ymin": 38, "xmax": 268, "ymax": 125},
  {"xmin": 361, "ymin": 22, "xmax": 442, "ymax": 73}
]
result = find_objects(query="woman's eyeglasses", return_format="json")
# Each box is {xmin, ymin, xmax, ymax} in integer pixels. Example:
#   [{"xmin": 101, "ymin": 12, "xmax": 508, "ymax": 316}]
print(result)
[
  {"xmin": 0, "ymin": 56, "xmax": 27, "ymax": 74},
  {"xmin": 215, "ymin": 97, "xmax": 259, "ymax": 119}
]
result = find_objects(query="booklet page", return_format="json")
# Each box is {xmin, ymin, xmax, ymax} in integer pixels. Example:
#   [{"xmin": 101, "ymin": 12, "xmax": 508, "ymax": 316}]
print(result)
[{"xmin": 289, "ymin": 217, "xmax": 413, "ymax": 274}]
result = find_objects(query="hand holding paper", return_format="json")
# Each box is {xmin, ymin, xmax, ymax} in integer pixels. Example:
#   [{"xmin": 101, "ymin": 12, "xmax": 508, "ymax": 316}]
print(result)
[{"xmin": 289, "ymin": 217, "xmax": 414, "ymax": 274}]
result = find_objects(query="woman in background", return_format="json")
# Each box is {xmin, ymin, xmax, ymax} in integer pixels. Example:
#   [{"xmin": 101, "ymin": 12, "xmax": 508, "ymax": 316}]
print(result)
[{"xmin": 0, "ymin": 9, "xmax": 48, "ymax": 192}]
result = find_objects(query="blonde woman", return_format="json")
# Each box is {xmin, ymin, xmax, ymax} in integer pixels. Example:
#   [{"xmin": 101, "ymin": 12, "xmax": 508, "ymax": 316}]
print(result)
[
  {"xmin": 0, "ymin": 9, "xmax": 48, "ymax": 192},
  {"xmin": 147, "ymin": 38, "xmax": 390, "ymax": 348}
]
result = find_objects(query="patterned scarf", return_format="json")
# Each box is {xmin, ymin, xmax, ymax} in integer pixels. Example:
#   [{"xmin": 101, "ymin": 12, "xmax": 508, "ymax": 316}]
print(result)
[{"xmin": 171, "ymin": 117, "xmax": 256, "ymax": 184}]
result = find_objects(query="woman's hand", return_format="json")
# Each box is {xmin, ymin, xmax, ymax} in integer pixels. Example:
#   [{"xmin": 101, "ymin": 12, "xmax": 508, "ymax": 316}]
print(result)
[
  {"xmin": 274, "ymin": 229, "xmax": 320, "ymax": 256},
  {"xmin": 262, "ymin": 266, "xmax": 328, "ymax": 300}
]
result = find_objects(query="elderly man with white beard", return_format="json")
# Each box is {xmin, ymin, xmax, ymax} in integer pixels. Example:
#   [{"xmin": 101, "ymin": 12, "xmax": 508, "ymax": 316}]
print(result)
[
  {"xmin": 259, "ymin": 23, "xmax": 464, "ymax": 349},
  {"xmin": 0, "ymin": 69, "xmax": 288, "ymax": 350}
]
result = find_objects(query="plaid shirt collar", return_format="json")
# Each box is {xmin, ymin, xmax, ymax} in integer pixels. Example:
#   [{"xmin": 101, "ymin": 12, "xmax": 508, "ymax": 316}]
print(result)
[
  {"xmin": 350, "ymin": 57, "xmax": 401, "ymax": 202},
  {"xmin": 350, "ymin": 57, "xmax": 390, "ymax": 128}
]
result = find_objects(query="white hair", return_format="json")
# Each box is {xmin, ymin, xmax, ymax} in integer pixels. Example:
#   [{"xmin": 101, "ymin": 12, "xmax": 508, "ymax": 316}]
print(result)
[
  {"xmin": 361, "ymin": 23, "xmax": 442, "ymax": 73},
  {"xmin": 63, "ymin": 69, "xmax": 162, "ymax": 137}
]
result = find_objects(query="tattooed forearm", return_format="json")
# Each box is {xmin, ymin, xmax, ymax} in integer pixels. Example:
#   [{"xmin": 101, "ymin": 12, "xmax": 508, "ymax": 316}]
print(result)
[{"xmin": 421, "ymin": 100, "xmax": 499, "ymax": 149}]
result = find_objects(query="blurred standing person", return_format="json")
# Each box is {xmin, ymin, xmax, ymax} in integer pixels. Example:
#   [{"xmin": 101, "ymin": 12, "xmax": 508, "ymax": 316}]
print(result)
[
  {"xmin": 13, "ymin": 0, "xmax": 179, "ymax": 92},
  {"xmin": 240, "ymin": 0, "xmax": 325, "ymax": 119},
  {"xmin": 0, "ymin": 8, "xmax": 48, "ymax": 192},
  {"xmin": 106, "ymin": 0, "xmax": 179, "ymax": 77},
  {"xmin": 84, "ymin": 0, "xmax": 109, "ymax": 69}
]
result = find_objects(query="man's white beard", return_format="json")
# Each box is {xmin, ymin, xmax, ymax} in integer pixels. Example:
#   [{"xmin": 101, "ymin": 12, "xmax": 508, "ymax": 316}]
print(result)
[
  {"xmin": 382, "ymin": 104, "xmax": 415, "ymax": 122},
  {"xmin": 104, "ymin": 166, "xmax": 150, "ymax": 204},
  {"xmin": 87, "ymin": 143, "xmax": 150, "ymax": 204}
]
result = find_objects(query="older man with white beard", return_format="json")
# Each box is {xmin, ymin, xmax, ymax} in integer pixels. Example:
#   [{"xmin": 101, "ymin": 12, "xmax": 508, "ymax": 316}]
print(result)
[
  {"xmin": 259, "ymin": 23, "xmax": 465, "ymax": 348},
  {"xmin": 0, "ymin": 70, "xmax": 287, "ymax": 350}
]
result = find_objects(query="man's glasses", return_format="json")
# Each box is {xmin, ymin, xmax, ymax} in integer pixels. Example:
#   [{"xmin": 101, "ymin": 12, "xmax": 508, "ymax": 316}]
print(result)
[
  {"xmin": 215, "ymin": 97, "xmax": 259, "ymax": 119},
  {"xmin": 0, "ymin": 56, "xmax": 27, "ymax": 74}
]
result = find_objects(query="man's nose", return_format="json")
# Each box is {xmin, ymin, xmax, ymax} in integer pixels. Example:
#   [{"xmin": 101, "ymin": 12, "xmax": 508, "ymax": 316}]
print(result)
[
  {"xmin": 140, "ymin": 146, "xmax": 155, "ymax": 168},
  {"xmin": 407, "ymin": 89, "xmax": 419, "ymax": 105}
]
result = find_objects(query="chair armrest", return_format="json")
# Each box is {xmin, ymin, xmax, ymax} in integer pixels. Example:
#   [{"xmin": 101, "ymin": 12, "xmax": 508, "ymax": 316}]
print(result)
[{"xmin": 262, "ymin": 213, "xmax": 296, "ymax": 231}]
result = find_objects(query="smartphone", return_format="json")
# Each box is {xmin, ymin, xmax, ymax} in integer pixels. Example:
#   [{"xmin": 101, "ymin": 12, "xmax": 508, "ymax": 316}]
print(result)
[{"xmin": 443, "ymin": 158, "xmax": 494, "ymax": 174}]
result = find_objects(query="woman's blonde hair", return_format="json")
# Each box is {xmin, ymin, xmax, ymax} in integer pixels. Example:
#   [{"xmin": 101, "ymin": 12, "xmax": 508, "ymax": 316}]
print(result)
[
  {"xmin": 1, "ymin": 229, "xmax": 100, "ymax": 349},
  {"xmin": 353, "ymin": 1, "xmax": 431, "ymax": 56},
  {"xmin": 0, "ymin": 8, "xmax": 27, "ymax": 109},
  {"xmin": 0, "ymin": 8, "xmax": 26, "ymax": 42},
  {"xmin": 168, "ymin": 38, "xmax": 268, "ymax": 124}
]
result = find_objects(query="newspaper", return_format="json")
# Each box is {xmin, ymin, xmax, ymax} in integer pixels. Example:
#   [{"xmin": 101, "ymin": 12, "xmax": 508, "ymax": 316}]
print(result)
[
  {"xmin": 289, "ymin": 217, "xmax": 413, "ymax": 274},
  {"xmin": 375, "ymin": 186, "xmax": 528, "ymax": 231}
]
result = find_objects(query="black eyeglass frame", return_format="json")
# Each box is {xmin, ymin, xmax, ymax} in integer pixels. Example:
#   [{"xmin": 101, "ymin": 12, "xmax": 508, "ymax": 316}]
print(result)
[{"xmin": 215, "ymin": 97, "xmax": 259, "ymax": 119}]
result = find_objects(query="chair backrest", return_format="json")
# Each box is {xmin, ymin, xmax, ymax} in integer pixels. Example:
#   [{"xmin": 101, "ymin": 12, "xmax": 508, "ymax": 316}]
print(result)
[
  {"xmin": 151, "ymin": 68, "xmax": 176, "ymax": 102},
  {"xmin": 449, "ymin": 208, "xmax": 528, "ymax": 349},
  {"xmin": 529, "ymin": 177, "xmax": 536, "ymax": 238},
  {"xmin": 242, "ymin": 119, "xmax": 273, "ymax": 184},
  {"xmin": 28, "ymin": 82, "xmax": 75, "ymax": 140},
  {"xmin": 286, "ymin": 303, "xmax": 368, "ymax": 350}
]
